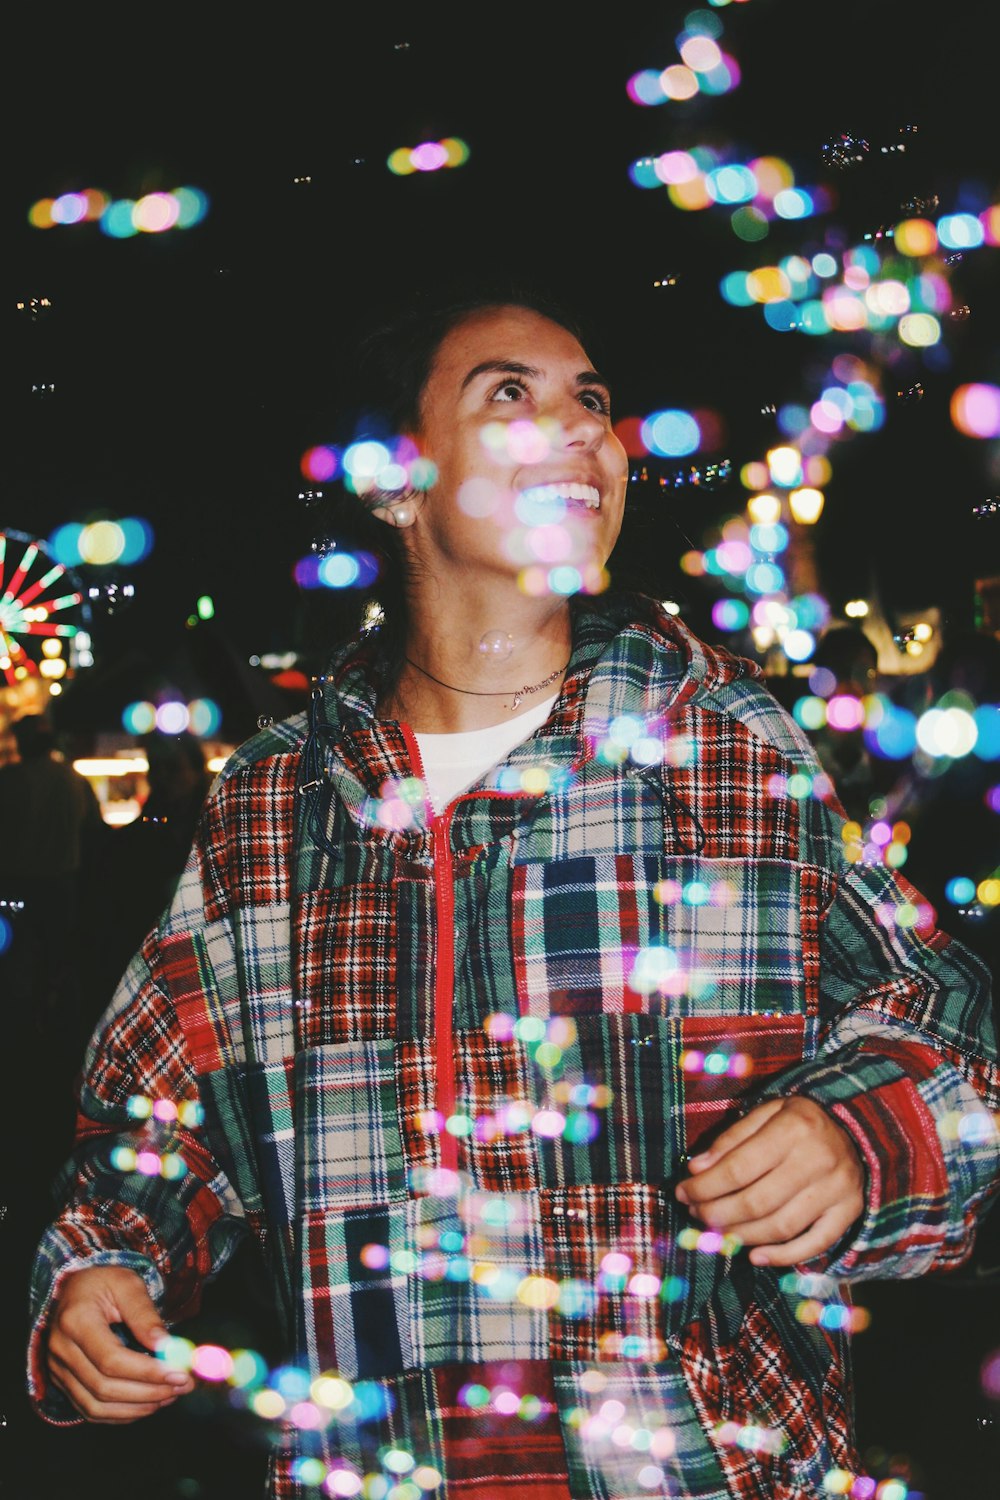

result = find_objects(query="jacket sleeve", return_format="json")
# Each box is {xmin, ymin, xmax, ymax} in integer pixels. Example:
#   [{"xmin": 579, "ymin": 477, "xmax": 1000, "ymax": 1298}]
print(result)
[
  {"xmin": 751, "ymin": 718, "xmax": 1000, "ymax": 1282},
  {"xmin": 26, "ymin": 861, "xmax": 248, "ymax": 1423}
]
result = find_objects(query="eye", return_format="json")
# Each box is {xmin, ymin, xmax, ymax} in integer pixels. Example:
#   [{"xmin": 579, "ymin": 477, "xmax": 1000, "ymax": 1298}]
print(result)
[
  {"xmin": 488, "ymin": 376, "xmax": 530, "ymax": 403},
  {"xmin": 579, "ymin": 388, "xmax": 611, "ymax": 415}
]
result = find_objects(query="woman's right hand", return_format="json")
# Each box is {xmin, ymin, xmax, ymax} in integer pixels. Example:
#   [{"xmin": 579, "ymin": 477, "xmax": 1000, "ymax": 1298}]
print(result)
[{"xmin": 46, "ymin": 1265, "xmax": 195, "ymax": 1422}]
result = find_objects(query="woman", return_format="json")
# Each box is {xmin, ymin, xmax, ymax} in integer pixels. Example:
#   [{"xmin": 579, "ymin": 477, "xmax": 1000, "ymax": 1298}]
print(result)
[{"xmin": 28, "ymin": 291, "xmax": 1000, "ymax": 1499}]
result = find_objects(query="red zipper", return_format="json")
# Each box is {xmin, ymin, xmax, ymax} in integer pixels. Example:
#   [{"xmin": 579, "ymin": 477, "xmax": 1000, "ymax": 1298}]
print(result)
[
  {"xmin": 400, "ymin": 723, "xmax": 459, "ymax": 1172},
  {"xmin": 431, "ymin": 810, "xmax": 458, "ymax": 1171},
  {"xmin": 400, "ymin": 724, "xmax": 538, "ymax": 1174}
]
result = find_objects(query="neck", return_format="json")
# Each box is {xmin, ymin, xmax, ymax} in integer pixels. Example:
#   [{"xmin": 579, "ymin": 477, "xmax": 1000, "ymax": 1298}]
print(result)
[{"xmin": 382, "ymin": 584, "xmax": 573, "ymax": 732}]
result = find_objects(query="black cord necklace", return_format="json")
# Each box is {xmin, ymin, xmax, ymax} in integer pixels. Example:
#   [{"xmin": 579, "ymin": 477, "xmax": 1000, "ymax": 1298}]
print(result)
[{"xmin": 403, "ymin": 656, "xmax": 569, "ymax": 711}]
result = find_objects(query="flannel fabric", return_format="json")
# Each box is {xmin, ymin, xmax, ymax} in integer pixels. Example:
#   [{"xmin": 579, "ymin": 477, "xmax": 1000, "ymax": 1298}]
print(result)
[{"xmin": 27, "ymin": 595, "xmax": 1000, "ymax": 1499}]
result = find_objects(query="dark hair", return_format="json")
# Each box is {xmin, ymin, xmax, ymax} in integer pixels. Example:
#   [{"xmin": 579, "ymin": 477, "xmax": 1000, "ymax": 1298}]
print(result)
[
  {"xmin": 11, "ymin": 714, "xmax": 56, "ymax": 760},
  {"xmin": 303, "ymin": 281, "xmax": 613, "ymax": 682},
  {"xmin": 140, "ymin": 730, "xmax": 208, "ymax": 777},
  {"xmin": 352, "ymin": 279, "xmax": 594, "ymax": 436},
  {"xmin": 812, "ymin": 625, "xmax": 879, "ymax": 683}
]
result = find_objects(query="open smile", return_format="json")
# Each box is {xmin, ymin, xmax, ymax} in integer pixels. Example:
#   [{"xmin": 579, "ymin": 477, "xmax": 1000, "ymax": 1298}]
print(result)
[{"xmin": 517, "ymin": 481, "xmax": 601, "ymax": 511}]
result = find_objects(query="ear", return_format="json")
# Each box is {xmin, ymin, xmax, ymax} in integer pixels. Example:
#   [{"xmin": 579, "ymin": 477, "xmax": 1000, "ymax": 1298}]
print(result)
[{"xmin": 371, "ymin": 495, "xmax": 420, "ymax": 528}]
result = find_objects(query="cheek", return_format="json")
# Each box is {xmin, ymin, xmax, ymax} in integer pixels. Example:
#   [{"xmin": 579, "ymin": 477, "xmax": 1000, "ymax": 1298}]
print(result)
[
  {"xmin": 605, "ymin": 464, "xmax": 630, "ymax": 523},
  {"xmin": 605, "ymin": 429, "xmax": 628, "ymax": 462},
  {"xmin": 603, "ymin": 436, "xmax": 629, "ymax": 487},
  {"xmin": 602, "ymin": 491, "xmax": 628, "ymax": 555},
  {"xmin": 455, "ymin": 477, "xmax": 514, "ymax": 522}
]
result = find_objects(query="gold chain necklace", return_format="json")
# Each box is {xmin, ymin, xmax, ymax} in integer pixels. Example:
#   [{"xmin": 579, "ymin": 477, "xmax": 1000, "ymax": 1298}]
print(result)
[{"xmin": 403, "ymin": 656, "xmax": 569, "ymax": 711}]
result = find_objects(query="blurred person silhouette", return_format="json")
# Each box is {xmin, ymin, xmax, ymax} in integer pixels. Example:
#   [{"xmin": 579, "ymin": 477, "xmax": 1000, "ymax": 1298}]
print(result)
[
  {"xmin": 81, "ymin": 732, "xmax": 214, "ymax": 1030},
  {"xmin": 137, "ymin": 730, "xmax": 215, "ymax": 859},
  {"xmin": 0, "ymin": 712, "xmax": 102, "ymax": 1037},
  {"xmin": 891, "ymin": 627, "xmax": 1000, "ymax": 1020},
  {"xmin": 805, "ymin": 623, "xmax": 883, "ymax": 824},
  {"xmin": 0, "ymin": 711, "xmax": 105, "ymax": 1341}
]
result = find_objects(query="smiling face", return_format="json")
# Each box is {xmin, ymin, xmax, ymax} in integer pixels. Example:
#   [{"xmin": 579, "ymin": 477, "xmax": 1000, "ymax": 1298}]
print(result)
[{"xmin": 404, "ymin": 304, "xmax": 629, "ymax": 589}]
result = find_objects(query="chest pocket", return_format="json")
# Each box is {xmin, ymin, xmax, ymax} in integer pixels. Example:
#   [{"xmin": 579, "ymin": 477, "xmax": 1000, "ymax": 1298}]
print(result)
[{"xmin": 511, "ymin": 853, "xmax": 827, "ymax": 1020}]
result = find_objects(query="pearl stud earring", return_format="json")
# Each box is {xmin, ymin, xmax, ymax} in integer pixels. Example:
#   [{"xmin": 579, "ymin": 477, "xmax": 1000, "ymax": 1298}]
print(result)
[{"xmin": 371, "ymin": 495, "xmax": 419, "ymax": 528}]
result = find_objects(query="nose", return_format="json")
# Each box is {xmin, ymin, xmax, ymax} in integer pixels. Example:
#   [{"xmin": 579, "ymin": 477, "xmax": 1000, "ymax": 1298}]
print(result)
[{"xmin": 548, "ymin": 394, "xmax": 605, "ymax": 451}]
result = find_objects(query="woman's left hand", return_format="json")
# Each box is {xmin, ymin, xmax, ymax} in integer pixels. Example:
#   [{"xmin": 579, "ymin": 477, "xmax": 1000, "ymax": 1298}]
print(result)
[{"xmin": 675, "ymin": 1096, "xmax": 865, "ymax": 1267}]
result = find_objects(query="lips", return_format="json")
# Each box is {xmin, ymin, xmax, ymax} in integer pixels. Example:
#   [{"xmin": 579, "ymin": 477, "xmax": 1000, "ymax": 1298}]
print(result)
[{"xmin": 517, "ymin": 481, "xmax": 601, "ymax": 510}]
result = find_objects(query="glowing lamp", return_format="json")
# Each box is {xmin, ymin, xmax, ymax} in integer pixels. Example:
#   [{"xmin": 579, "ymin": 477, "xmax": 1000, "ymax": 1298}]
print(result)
[
  {"xmin": 747, "ymin": 492, "xmax": 782, "ymax": 524},
  {"xmin": 788, "ymin": 487, "xmax": 825, "ymax": 524}
]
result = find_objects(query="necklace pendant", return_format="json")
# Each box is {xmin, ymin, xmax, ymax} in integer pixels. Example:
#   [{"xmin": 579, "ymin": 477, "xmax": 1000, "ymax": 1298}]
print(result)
[{"xmin": 510, "ymin": 691, "xmax": 523, "ymax": 710}]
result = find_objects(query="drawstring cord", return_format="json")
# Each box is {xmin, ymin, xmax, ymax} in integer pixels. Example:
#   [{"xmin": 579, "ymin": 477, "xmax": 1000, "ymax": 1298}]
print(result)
[
  {"xmin": 649, "ymin": 769, "xmax": 707, "ymax": 855},
  {"xmin": 299, "ymin": 673, "xmax": 707, "ymax": 858},
  {"xmin": 297, "ymin": 676, "xmax": 343, "ymax": 857},
  {"xmin": 664, "ymin": 781, "xmax": 707, "ymax": 854}
]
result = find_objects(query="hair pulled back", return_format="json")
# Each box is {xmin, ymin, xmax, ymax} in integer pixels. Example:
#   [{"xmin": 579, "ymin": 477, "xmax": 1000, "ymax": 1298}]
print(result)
[{"xmin": 307, "ymin": 278, "xmax": 602, "ymax": 682}]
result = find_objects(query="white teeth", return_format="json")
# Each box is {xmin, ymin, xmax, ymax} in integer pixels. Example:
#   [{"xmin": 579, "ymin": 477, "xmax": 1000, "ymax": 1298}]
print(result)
[{"xmin": 519, "ymin": 482, "xmax": 601, "ymax": 510}]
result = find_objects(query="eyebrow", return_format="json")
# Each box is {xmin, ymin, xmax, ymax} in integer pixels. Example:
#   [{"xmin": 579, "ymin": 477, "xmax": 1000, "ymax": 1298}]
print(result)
[{"xmin": 460, "ymin": 359, "xmax": 611, "ymax": 393}]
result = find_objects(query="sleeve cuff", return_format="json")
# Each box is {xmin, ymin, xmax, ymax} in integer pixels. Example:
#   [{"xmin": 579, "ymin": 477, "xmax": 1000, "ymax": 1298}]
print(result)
[{"xmin": 757, "ymin": 1067, "xmax": 954, "ymax": 1281}]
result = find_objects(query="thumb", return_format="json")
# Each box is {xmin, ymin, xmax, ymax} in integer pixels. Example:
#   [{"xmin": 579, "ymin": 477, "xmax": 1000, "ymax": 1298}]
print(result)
[{"xmin": 112, "ymin": 1273, "xmax": 168, "ymax": 1353}]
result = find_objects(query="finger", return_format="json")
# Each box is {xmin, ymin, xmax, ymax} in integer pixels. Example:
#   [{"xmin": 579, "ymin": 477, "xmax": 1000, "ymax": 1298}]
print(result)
[
  {"xmin": 679, "ymin": 1096, "xmax": 855, "ymax": 1208},
  {"xmin": 731, "ymin": 1194, "xmax": 857, "ymax": 1266},
  {"xmin": 51, "ymin": 1359, "xmax": 180, "ymax": 1423},
  {"xmin": 686, "ymin": 1098, "xmax": 786, "ymax": 1172},
  {"xmin": 48, "ymin": 1344, "xmax": 193, "ymax": 1410},
  {"xmin": 678, "ymin": 1123, "xmax": 789, "ymax": 1207},
  {"xmin": 684, "ymin": 1163, "xmax": 811, "ymax": 1232},
  {"xmin": 711, "ymin": 1189, "xmax": 822, "ymax": 1250},
  {"xmin": 747, "ymin": 1204, "xmax": 859, "ymax": 1268},
  {"xmin": 49, "ymin": 1323, "xmax": 193, "ymax": 1395},
  {"xmin": 53, "ymin": 1299, "xmax": 184, "ymax": 1385},
  {"xmin": 687, "ymin": 1140, "xmax": 854, "ymax": 1226}
]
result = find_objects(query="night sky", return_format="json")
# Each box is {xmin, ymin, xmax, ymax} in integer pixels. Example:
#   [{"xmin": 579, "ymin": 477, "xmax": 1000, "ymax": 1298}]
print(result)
[{"xmin": 7, "ymin": 1, "xmax": 1000, "ymax": 742}]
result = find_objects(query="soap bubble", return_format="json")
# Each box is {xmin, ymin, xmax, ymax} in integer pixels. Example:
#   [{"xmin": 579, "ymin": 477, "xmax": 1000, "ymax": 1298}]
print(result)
[{"xmin": 478, "ymin": 630, "xmax": 514, "ymax": 661}]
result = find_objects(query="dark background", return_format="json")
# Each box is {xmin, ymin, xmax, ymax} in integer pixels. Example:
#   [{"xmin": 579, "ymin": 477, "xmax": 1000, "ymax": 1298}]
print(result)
[
  {"xmin": 7, "ymin": 1, "xmax": 999, "ymax": 682},
  {"xmin": 4, "ymin": 3, "xmax": 999, "ymax": 1496}
]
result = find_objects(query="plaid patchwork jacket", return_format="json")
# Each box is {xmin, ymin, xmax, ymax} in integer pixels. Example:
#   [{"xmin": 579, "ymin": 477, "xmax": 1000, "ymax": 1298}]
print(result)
[{"xmin": 28, "ymin": 596, "xmax": 1000, "ymax": 1499}]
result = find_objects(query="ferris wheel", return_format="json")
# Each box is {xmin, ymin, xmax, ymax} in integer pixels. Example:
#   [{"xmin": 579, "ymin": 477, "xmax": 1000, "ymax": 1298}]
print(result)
[{"xmin": 0, "ymin": 527, "xmax": 92, "ymax": 687}]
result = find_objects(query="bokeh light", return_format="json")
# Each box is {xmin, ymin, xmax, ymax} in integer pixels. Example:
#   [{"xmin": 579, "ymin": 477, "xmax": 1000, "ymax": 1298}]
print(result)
[
  {"xmin": 951, "ymin": 383, "xmax": 1000, "ymax": 439},
  {"xmin": 30, "ymin": 185, "xmax": 208, "ymax": 233},
  {"xmin": 640, "ymin": 409, "xmax": 701, "ymax": 457},
  {"xmin": 387, "ymin": 137, "xmax": 469, "ymax": 174},
  {"xmin": 50, "ymin": 517, "xmax": 153, "ymax": 567}
]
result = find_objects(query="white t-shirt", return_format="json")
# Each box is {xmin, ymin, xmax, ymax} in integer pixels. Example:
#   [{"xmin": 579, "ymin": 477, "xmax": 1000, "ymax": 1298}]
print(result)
[{"xmin": 413, "ymin": 693, "xmax": 558, "ymax": 817}]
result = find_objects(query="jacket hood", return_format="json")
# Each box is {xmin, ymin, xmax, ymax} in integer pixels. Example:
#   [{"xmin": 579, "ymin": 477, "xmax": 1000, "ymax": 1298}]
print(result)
[
  {"xmin": 218, "ymin": 593, "xmax": 763, "ymax": 857},
  {"xmin": 321, "ymin": 592, "xmax": 760, "ymax": 742},
  {"xmin": 276, "ymin": 593, "xmax": 758, "ymax": 832}
]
